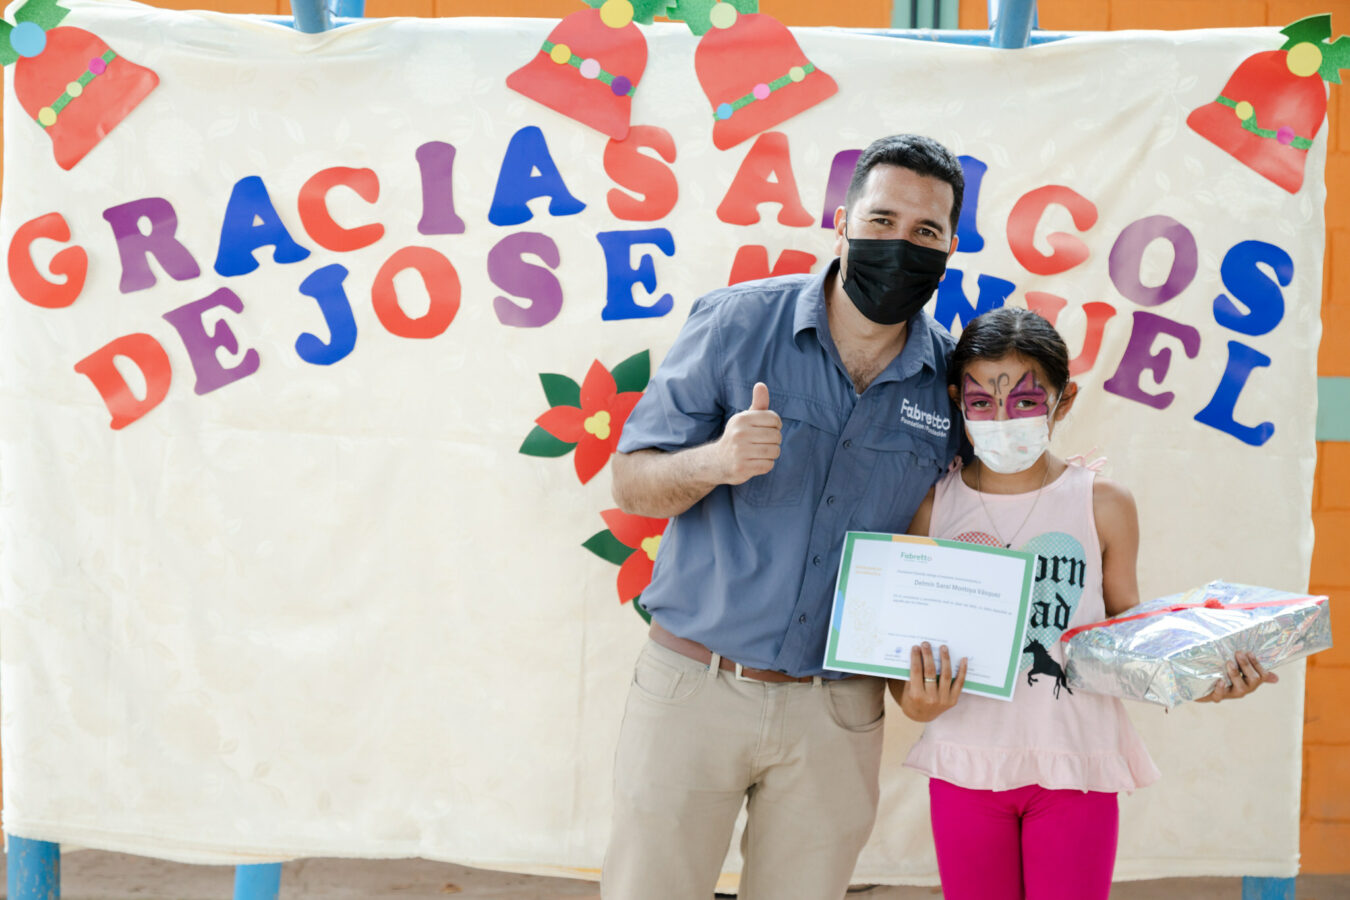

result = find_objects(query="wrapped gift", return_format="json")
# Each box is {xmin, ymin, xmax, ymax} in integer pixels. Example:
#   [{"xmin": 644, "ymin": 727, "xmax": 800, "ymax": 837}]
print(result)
[{"xmin": 1061, "ymin": 581, "xmax": 1332, "ymax": 708}]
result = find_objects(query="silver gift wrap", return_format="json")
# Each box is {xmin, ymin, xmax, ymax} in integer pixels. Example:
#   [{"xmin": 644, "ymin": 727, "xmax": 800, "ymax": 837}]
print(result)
[{"xmin": 1062, "ymin": 581, "xmax": 1332, "ymax": 708}]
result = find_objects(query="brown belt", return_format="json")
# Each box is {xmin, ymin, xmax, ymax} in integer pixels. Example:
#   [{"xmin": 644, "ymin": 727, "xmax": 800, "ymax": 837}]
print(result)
[{"xmin": 649, "ymin": 621, "xmax": 820, "ymax": 683}]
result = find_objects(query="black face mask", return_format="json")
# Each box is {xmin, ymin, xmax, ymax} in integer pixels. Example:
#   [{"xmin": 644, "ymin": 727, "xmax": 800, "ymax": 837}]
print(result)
[{"xmin": 841, "ymin": 229, "xmax": 950, "ymax": 326}]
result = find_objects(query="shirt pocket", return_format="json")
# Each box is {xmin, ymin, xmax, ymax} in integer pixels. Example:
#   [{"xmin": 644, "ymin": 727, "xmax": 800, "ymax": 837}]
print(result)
[
  {"xmin": 727, "ymin": 383, "xmax": 838, "ymax": 509},
  {"xmin": 859, "ymin": 427, "xmax": 948, "ymax": 531}
]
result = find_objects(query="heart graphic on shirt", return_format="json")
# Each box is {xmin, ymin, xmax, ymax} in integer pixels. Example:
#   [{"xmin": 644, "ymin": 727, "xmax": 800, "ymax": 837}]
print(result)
[
  {"xmin": 1016, "ymin": 531, "xmax": 1086, "ymax": 675},
  {"xmin": 953, "ymin": 530, "xmax": 1001, "ymax": 547}
]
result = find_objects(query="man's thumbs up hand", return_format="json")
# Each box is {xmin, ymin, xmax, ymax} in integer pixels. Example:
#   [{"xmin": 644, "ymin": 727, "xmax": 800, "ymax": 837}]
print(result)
[{"xmin": 719, "ymin": 382, "xmax": 782, "ymax": 486}]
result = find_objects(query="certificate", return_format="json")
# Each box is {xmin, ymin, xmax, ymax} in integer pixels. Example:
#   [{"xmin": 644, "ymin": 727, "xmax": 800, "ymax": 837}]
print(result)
[{"xmin": 823, "ymin": 532, "xmax": 1036, "ymax": 701}]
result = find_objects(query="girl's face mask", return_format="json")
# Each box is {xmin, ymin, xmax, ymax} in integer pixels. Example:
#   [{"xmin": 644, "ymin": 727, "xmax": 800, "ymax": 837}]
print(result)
[
  {"xmin": 965, "ymin": 413, "xmax": 1055, "ymax": 474},
  {"xmin": 958, "ymin": 366, "xmax": 1061, "ymax": 474}
]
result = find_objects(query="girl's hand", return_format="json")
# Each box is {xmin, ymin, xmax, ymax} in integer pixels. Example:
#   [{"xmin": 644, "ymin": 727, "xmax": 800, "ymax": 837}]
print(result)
[
  {"xmin": 893, "ymin": 642, "xmax": 967, "ymax": 722},
  {"xmin": 1196, "ymin": 651, "xmax": 1280, "ymax": 703}
]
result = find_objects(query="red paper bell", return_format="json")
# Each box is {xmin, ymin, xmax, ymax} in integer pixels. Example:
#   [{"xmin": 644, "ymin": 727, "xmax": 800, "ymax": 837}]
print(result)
[
  {"xmin": 695, "ymin": 12, "xmax": 837, "ymax": 151},
  {"xmin": 506, "ymin": 7, "xmax": 646, "ymax": 141},
  {"xmin": 14, "ymin": 26, "xmax": 158, "ymax": 171},
  {"xmin": 1187, "ymin": 49, "xmax": 1326, "ymax": 194}
]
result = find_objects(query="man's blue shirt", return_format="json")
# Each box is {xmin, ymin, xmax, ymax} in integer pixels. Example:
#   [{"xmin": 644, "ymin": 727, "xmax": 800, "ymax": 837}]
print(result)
[{"xmin": 617, "ymin": 261, "xmax": 959, "ymax": 678}]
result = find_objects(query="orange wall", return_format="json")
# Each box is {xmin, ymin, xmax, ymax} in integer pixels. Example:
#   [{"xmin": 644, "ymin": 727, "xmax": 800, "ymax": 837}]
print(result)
[
  {"xmin": 1, "ymin": 0, "xmax": 1345, "ymax": 874},
  {"xmin": 969, "ymin": 0, "xmax": 1350, "ymax": 875}
]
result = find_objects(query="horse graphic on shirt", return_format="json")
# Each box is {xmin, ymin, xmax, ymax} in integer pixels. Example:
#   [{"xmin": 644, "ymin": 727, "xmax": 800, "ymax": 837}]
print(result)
[{"xmin": 1023, "ymin": 639, "xmax": 1073, "ymax": 699}]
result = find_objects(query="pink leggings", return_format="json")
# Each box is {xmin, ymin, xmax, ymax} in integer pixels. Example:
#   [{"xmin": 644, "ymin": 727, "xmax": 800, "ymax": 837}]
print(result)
[{"xmin": 929, "ymin": 779, "xmax": 1119, "ymax": 900}]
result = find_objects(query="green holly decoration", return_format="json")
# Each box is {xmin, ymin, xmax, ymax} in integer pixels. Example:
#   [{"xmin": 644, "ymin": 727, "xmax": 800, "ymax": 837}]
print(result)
[
  {"xmin": 0, "ymin": 0, "xmax": 70, "ymax": 67},
  {"xmin": 1278, "ymin": 14, "xmax": 1350, "ymax": 84},
  {"xmin": 582, "ymin": 0, "xmax": 677, "ymax": 26},
  {"xmin": 667, "ymin": 0, "xmax": 757, "ymax": 36}
]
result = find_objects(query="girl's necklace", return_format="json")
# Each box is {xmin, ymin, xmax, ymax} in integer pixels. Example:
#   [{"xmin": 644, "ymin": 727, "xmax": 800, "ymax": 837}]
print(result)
[{"xmin": 974, "ymin": 461, "xmax": 1052, "ymax": 549}]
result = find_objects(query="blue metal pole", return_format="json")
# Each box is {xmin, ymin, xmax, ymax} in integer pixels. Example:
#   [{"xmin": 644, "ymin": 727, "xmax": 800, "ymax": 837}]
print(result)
[
  {"xmin": 7, "ymin": 836, "xmax": 60, "ymax": 900},
  {"xmin": 1242, "ymin": 876, "xmax": 1297, "ymax": 900},
  {"xmin": 233, "ymin": 863, "xmax": 283, "ymax": 900},
  {"xmin": 288, "ymin": 0, "xmax": 330, "ymax": 33},
  {"xmin": 334, "ymin": 0, "xmax": 364, "ymax": 17},
  {"xmin": 990, "ymin": 0, "xmax": 1036, "ymax": 49}
]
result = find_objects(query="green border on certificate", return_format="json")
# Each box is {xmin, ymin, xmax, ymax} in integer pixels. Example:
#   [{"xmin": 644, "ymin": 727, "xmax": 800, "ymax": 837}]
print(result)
[{"xmin": 824, "ymin": 531, "xmax": 1037, "ymax": 700}]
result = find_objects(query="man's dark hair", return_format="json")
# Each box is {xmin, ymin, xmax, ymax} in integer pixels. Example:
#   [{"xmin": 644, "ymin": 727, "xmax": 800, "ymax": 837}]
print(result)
[{"xmin": 844, "ymin": 134, "xmax": 965, "ymax": 234}]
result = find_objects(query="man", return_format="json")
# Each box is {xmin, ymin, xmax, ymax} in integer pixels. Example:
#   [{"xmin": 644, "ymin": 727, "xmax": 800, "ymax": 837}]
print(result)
[{"xmin": 602, "ymin": 134, "xmax": 964, "ymax": 900}]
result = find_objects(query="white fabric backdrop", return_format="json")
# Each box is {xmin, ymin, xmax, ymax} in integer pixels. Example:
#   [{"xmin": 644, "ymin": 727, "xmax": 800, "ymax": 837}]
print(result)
[{"xmin": 0, "ymin": 1, "xmax": 1317, "ymax": 883}]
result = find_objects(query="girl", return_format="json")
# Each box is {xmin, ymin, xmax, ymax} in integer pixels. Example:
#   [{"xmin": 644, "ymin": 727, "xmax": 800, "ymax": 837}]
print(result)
[{"xmin": 890, "ymin": 306, "xmax": 1276, "ymax": 900}]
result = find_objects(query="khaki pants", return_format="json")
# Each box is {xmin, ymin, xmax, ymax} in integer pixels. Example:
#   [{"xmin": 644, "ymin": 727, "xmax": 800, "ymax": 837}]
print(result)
[{"xmin": 602, "ymin": 640, "xmax": 886, "ymax": 900}]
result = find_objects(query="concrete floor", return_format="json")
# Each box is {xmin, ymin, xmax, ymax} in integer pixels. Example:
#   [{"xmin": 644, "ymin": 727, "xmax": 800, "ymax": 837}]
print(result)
[{"xmin": 1, "ymin": 851, "xmax": 1348, "ymax": 899}]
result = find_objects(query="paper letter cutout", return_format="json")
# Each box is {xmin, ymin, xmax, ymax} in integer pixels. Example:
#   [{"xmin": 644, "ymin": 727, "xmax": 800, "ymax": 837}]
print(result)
[
  {"xmin": 214, "ymin": 176, "xmax": 311, "ymax": 278},
  {"xmin": 1108, "ymin": 215, "xmax": 1197, "ymax": 307},
  {"xmin": 489, "ymin": 232, "xmax": 564, "ymax": 328},
  {"xmin": 597, "ymin": 228, "xmax": 675, "ymax": 320},
  {"xmin": 954, "ymin": 155, "xmax": 988, "ymax": 254},
  {"xmin": 162, "ymin": 288, "xmax": 261, "ymax": 395},
  {"xmin": 1195, "ymin": 341, "xmax": 1276, "ymax": 446},
  {"xmin": 8, "ymin": 211, "xmax": 86, "ymax": 308},
  {"xmin": 727, "ymin": 245, "xmax": 815, "ymax": 285},
  {"xmin": 1025, "ymin": 293, "xmax": 1118, "ymax": 376},
  {"xmin": 1213, "ymin": 240, "xmax": 1291, "ymax": 337},
  {"xmin": 296, "ymin": 264, "xmax": 358, "ymax": 365},
  {"xmin": 102, "ymin": 197, "xmax": 201, "ymax": 294},
  {"xmin": 932, "ymin": 269, "xmax": 1015, "ymax": 333},
  {"xmin": 1007, "ymin": 185, "xmax": 1098, "ymax": 276},
  {"xmin": 819, "ymin": 148, "xmax": 861, "ymax": 228},
  {"xmin": 416, "ymin": 141, "xmax": 466, "ymax": 236},
  {"xmin": 605, "ymin": 125, "xmax": 678, "ymax": 221},
  {"xmin": 716, "ymin": 132, "xmax": 812, "ymax": 227},
  {"xmin": 371, "ymin": 247, "xmax": 461, "ymax": 339},
  {"xmin": 298, "ymin": 167, "xmax": 385, "ymax": 252},
  {"xmin": 73, "ymin": 332, "xmax": 171, "ymax": 429},
  {"xmin": 1103, "ymin": 311, "xmax": 1201, "ymax": 410},
  {"xmin": 488, "ymin": 126, "xmax": 587, "ymax": 227}
]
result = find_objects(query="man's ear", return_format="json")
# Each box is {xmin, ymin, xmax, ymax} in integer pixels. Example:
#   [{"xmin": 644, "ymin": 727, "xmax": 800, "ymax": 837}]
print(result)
[
  {"xmin": 1055, "ymin": 381, "xmax": 1079, "ymax": 420},
  {"xmin": 833, "ymin": 206, "xmax": 847, "ymax": 257}
]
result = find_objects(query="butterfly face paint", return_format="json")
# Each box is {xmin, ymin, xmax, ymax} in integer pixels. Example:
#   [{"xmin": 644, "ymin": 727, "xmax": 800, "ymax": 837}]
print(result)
[
  {"xmin": 960, "ymin": 370, "xmax": 1052, "ymax": 420},
  {"xmin": 959, "ymin": 359, "xmax": 1062, "ymax": 474}
]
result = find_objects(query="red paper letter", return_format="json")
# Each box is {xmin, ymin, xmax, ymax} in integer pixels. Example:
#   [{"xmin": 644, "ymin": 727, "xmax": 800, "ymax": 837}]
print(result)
[
  {"xmin": 1025, "ymin": 292, "xmax": 1118, "ymax": 376},
  {"xmin": 727, "ymin": 245, "xmax": 816, "ymax": 285},
  {"xmin": 298, "ymin": 167, "xmax": 385, "ymax": 252},
  {"xmin": 716, "ymin": 132, "xmax": 813, "ymax": 227},
  {"xmin": 73, "ymin": 333, "xmax": 172, "ymax": 429},
  {"xmin": 605, "ymin": 125, "xmax": 679, "ymax": 222},
  {"xmin": 1006, "ymin": 185, "xmax": 1098, "ymax": 276},
  {"xmin": 8, "ymin": 212, "xmax": 87, "ymax": 309},
  {"xmin": 371, "ymin": 247, "xmax": 461, "ymax": 339}
]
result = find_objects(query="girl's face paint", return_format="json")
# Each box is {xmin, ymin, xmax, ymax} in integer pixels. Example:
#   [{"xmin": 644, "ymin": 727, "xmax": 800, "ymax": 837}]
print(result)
[
  {"xmin": 959, "ymin": 356, "xmax": 1056, "ymax": 421},
  {"xmin": 1006, "ymin": 371, "xmax": 1050, "ymax": 418}
]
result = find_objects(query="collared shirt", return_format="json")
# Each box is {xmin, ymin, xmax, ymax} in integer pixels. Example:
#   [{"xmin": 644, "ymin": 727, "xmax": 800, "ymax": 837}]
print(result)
[{"xmin": 617, "ymin": 261, "xmax": 960, "ymax": 678}]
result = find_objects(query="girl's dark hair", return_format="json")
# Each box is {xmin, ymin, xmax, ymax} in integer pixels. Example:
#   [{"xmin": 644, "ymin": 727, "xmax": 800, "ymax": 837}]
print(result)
[{"xmin": 950, "ymin": 307, "xmax": 1070, "ymax": 393}]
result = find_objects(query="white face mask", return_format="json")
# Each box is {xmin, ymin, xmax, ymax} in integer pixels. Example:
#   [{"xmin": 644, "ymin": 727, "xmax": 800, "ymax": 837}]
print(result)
[{"xmin": 965, "ymin": 393, "xmax": 1060, "ymax": 474}]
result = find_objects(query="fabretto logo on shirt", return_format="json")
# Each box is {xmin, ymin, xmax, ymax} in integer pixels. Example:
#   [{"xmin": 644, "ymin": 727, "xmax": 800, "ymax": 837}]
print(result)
[{"xmin": 899, "ymin": 398, "xmax": 951, "ymax": 438}]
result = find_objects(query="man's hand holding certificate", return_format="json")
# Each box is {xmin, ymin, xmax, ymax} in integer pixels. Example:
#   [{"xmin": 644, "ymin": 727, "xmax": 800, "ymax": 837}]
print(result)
[{"xmin": 824, "ymin": 532, "xmax": 1037, "ymax": 701}]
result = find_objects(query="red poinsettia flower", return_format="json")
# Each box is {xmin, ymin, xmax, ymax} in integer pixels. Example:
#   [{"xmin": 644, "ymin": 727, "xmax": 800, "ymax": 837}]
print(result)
[
  {"xmin": 601, "ymin": 507, "xmax": 668, "ymax": 604},
  {"xmin": 535, "ymin": 360, "xmax": 643, "ymax": 484}
]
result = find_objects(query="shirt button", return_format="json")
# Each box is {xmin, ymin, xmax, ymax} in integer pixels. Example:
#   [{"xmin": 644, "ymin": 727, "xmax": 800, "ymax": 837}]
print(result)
[
  {"xmin": 798, "ymin": 614, "xmax": 807, "ymax": 624},
  {"xmin": 813, "ymin": 555, "xmax": 822, "ymax": 566},
  {"xmin": 843, "ymin": 439, "xmax": 853, "ymax": 449},
  {"xmin": 826, "ymin": 495, "xmax": 836, "ymax": 506}
]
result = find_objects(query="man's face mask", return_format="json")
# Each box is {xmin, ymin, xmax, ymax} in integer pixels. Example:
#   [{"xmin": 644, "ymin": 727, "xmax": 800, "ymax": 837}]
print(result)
[{"xmin": 841, "ymin": 224, "xmax": 950, "ymax": 326}]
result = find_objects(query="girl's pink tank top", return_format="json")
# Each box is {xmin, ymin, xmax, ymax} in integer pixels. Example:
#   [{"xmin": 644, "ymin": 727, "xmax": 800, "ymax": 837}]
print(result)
[{"xmin": 903, "ymin": 462, "xmax": 1160, "ymax": 793}]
